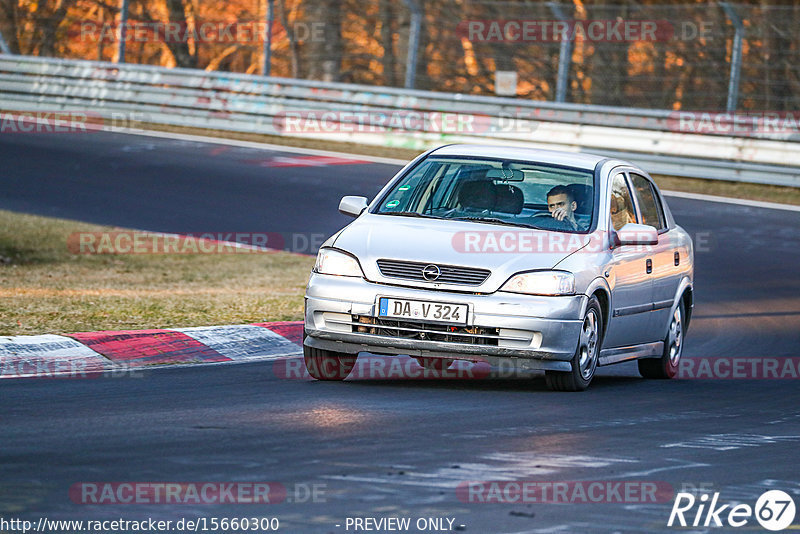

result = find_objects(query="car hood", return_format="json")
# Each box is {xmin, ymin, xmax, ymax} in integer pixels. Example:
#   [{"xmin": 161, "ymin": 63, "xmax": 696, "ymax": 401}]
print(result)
[{"xmin": 332, "ymin": 213, "xmax": 592, "ymax": 293}]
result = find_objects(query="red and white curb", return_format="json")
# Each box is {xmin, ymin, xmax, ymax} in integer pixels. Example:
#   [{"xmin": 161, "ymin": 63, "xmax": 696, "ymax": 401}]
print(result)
[{"xmin": 0, "ymin": 322, "xmax": 304, "ymax": 379}]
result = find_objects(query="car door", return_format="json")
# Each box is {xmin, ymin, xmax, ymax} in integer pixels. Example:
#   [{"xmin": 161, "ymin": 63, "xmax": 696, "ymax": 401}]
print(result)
[
  {"xmin": 628, "ymin": 173, "xmax": 682, "ymax": 340},
  {"xmin": 603, "ymin": 171, "xmax": 656, "ymax": 348}
]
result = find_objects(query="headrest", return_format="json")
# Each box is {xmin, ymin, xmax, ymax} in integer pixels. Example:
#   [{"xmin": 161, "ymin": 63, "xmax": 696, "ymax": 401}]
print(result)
[
  {"xmin": 458, "ymin": 180, "xmax": 495, "ymax": 210},
  {"xmin": 493, "ymin": 184, "xmax": 523, "ymax": 214},
  {"xmin": 567, "ymin": 184, "xmax": 593, "ymax": 215}
]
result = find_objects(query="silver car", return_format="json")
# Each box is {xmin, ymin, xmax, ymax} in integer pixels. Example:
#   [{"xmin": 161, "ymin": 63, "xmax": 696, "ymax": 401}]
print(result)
[{"xmin": 303, "ymin": 145, "xmax": 694, "ymax": 391}]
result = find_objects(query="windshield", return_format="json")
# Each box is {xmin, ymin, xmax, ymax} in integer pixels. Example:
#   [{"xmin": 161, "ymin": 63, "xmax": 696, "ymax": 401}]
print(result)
[{"xmin": 374, "ymin": 156, "xmax": 595, "ymax": 233}]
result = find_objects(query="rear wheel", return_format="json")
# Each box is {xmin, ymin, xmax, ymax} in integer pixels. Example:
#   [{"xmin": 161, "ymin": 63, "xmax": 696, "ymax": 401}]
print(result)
[
  {"xmin": 545, "ymin": 297, "xmax": 602, "ymax": 392},
  {"xmin": 303, "ymin": 344, "xmax": 357, "ymax": 381},
  {"xmin": 638, "ymin": 300, "xmax": 684, "ymax": 379}
]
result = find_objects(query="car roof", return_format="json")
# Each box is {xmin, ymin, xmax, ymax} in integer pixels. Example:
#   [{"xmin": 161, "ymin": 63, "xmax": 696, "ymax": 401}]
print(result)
[{"xmin": 429, "ymin": 144, "xmax": 610, "ymax": 171}]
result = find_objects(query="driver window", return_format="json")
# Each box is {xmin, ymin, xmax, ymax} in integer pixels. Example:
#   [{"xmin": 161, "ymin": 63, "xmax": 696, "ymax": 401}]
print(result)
[{"xmin": 610, "ymin": 174, "xmax": 637, "ymax": 231}]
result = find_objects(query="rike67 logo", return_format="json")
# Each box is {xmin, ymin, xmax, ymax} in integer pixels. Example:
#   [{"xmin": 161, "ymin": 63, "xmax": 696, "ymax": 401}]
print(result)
[{"xmin": 668, "ymin": 490, "xmax": 796, "ymax": 531}]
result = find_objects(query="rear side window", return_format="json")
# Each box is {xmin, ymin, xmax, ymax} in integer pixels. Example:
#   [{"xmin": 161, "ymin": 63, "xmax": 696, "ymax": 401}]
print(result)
[
  {"xmin": 610, "ymin": 173, "xmax": 637, "ymax": 231},
  {"xmin": 630, "ymin": 173, "xmax": 666, "ymax": 231}
]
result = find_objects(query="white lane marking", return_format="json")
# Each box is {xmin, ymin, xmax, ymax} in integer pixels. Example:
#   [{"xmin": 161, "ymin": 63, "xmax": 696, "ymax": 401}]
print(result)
[
  {"xmin": 661, "ymin": 433, "xmax": 800, "ymax": 451},
  {"xmin": 175, "ymin": 325, "xmax": 301, "ymax": 361},
  {"xmin": 663, "ymin": 190, "xmax": 800, "ymax": 212},
  {"xmin": 711, "ymin": 480, "xmax": 800, "ymax": 502},
  {"xmin": 125, "ymin": 128, "xmax": 800, "ymax": 213},
  {"xmin": 604, "ymin": 459, "xmax": 710, "ymax": 479},
  {"xmin": 10, "ymin": 113, "xmax": 797, "ymax": 211},
  {"xmin": 10, "ymin": 112, "xmax": 800, "ymax": 211},
  {"xmin": 439, "ymin": 411, "xmax": 719, "ymax": 439},
  {"xmin": 767, "ymin": 414, "xmax": 800, "ymax": 425},
  {"xmin": 0, "ymin": 334, "xmax": 109, "ymax": 378},
  {"xmin": 326, "ymin": 453, "xmax": 637, "ymax": 491},
  {"xmin": 1, "ymin": 112, "xmax": 405, "ymax": 165},
  {"xmin": 121, "ymin": 128, "xmax": 409, "ymax": 166}
]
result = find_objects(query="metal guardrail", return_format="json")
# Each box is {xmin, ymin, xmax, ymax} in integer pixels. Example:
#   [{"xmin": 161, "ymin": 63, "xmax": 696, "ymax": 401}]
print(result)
[{"xmin": 0, "ymin": 55, "xmax": 798, "ymax": 187}]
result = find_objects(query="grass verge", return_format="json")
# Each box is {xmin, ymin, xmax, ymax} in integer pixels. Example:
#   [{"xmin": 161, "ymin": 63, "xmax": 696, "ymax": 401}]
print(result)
[{"xmin": 0, "ymin": 209, "xmax": 314, "ymax": 336}]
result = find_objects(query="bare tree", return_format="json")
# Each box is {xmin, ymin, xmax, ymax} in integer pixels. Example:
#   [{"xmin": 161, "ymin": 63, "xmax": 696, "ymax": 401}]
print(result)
[
  {"xmin": 303, "ymin": 0, "xmax": 342, "ymax": 82},
  {"xmin": 277, "ymin": 0, "xmax": 301, "ymax": 78}
]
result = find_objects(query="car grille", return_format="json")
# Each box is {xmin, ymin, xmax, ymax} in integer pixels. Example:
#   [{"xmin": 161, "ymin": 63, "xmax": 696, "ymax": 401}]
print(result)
[
  {"xmin": 376, "ymin": 259, "xmax": 490, "ymax": 286},
  {"xmin": 351, "ymin": 315, "xmax": 500, "ymax": 346}
]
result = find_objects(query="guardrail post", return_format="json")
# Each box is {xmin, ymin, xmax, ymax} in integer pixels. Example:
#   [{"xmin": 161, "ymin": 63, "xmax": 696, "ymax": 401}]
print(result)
[
  {"xmin": 548, "ymin": 2, "xmax": 573, "ymax": 103},
  {"xmin": 720, "ymin": 1, "xmax": 743, "ymax": 112},
  {"xmin": 402, "ymin": 0, "xmax": 422, "ymax": 89},
  {"xmin": 262, "ymin": 0, "xmax": 274, "ymax": 76},
  {"xmin": 117, "ymin": 0, "xmax": 129, "ymax": 63},
  {"xmin": 0, "ymin": 29, "xmax": 10, "ymax": 54}
]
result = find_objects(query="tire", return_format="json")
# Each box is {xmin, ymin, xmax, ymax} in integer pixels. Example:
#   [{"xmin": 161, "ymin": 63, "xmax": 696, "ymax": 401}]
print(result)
[
  {"xmin": 638, "ymin": 299, "xmax": 685, "ymax": 379},
  {"xmin": 545, "ymin": 296, "xmax": 603, "ymax": 392},
  {"xmin": 303, "ymin": 343, "xmax": 357, "ymax": 381}
]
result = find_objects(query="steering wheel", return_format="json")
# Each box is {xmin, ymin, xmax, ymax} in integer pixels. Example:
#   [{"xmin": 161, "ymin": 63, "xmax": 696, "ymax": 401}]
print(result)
[{"xmin": 529, "ymin": 212, "xmax": 575, "ymax": 231}]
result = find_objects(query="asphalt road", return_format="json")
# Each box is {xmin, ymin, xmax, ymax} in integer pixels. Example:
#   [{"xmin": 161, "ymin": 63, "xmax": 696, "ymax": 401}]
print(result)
[{"xmin": 2, "ymin": 131, "xmax": 800, "ymax": 533}]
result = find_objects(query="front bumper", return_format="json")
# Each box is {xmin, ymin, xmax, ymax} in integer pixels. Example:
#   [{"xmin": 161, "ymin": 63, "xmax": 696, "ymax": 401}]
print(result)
[{"xmin": 304, "ymin": 273, "xmax": 586, "ymax": 371}]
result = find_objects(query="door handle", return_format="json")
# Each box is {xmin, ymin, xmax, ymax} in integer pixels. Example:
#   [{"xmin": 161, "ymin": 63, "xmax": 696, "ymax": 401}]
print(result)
[
  {"xmin": 674, "ymin": 251, "xmax": 680, "ymax": 266},
  {"xmin": 646, "ymin": 258, "xmax": 653, "ymax": 274}
]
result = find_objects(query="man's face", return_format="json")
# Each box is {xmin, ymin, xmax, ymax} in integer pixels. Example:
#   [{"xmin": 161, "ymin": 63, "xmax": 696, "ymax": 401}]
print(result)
[{"xmin": 547, "ymin": 193, "xmax": 576, "ymax": 220}]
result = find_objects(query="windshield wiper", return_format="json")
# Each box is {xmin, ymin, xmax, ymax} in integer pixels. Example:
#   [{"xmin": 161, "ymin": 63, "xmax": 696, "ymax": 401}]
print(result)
[
  {"xmin": 383, "ymin": 211, "xmax": 444, "ymax": 219},
  {"xmin": 452, "ymin": 216, "xmax": 539, "ymax": 229}
]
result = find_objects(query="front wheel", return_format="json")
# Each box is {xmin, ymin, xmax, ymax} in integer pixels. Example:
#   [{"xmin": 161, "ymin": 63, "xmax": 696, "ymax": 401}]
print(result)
[
  {"xmin": 638, "ymin": 300, "xmax": 685, "ymax": 379},
  {"xmin": 545, "ymin": 297, "xmax": 603, "ymax": 392},
  {"xmin": 303, "ymin": 344, "xmax": 357, "ymax": 381}
]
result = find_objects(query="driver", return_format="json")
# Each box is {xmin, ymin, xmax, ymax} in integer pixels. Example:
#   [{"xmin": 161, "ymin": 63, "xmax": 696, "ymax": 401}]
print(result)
[{"xmin": 546, "ymin": 185, "xmax": 579, "ymax": 231}]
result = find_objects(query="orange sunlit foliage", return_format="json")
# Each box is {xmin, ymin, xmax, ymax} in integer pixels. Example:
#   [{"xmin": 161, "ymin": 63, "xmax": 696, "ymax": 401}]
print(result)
[{"xmin": 1, "ymin": 0, "xmax": 797, "ymax": 110}]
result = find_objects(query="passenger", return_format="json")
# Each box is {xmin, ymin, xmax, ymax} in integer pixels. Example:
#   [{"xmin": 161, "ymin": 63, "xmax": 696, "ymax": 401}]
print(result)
[{"xmin": 610, "ymin": 193, "xmax": 636, "ymax": 230}]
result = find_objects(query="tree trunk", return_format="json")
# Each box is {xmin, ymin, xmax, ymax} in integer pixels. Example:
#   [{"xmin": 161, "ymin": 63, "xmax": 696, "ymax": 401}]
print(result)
[
  {"xmin": 277, "ymin": 0, "xmax": 301, "ymax": 78},
  {"xmin": 304, "ymin": 0, "xmax": 342, "ymax": 81},
  {"xmin": 0, "ymin": 0, "xmax": 21, "ymax": 53},
  {"xmin": 379, "ymin": 0, "xmax": 396, "ymax": 86},
  {"xmin": 587, "ymin": 2, "xmax": 630, "ymax": 106},
  {"xmin": 163, "ymin": 0, "xmax": 197, "ymax": 68},
  {"xmin": 34, "ymin": 0, "xmax": 76, "ymax": 57}
]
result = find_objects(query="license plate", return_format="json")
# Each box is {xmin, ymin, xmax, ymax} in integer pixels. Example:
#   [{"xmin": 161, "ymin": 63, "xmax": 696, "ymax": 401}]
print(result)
[{"xmin": 378, "ymin": 297, "xmax": 468, "ymax": 325}]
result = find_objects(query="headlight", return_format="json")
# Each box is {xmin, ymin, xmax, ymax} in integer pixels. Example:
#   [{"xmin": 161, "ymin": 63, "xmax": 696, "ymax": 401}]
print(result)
[
  {"xmin": 314, "ymin": 248, "xmax": 364, "ymax": 278},
  {"xmin": 500, "ymin": 271, "xmax": 575, "ymax": 296}
]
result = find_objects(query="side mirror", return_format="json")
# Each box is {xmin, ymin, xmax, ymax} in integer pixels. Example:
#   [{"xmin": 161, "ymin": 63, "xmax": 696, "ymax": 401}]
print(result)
[
  {"xmin": 616, "ymin": 223, "xmax": 659, "ymax": 246},
  {"xmin": 339, "ymin": 196, "xmax": 368, "ymax": 218}
]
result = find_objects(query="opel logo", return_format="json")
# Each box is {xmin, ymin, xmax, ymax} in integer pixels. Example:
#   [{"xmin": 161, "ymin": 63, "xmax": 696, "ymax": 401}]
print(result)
[{"xmin": 422, "ymin": 264, "xmax": 441, "ymax": 281}]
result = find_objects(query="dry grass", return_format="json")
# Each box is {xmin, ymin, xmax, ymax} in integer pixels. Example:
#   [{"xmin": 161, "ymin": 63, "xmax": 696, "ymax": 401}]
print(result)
[{"xmin": 0, "ymin": 210, "xmax": 314, "ymax": 335}]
